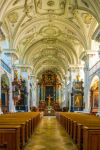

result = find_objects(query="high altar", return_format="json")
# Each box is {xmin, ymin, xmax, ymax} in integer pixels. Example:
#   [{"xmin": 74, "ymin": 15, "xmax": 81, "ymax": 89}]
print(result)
[{"xmin": 38, "ymin": 71, "xmax": 61, "ymax": 111}]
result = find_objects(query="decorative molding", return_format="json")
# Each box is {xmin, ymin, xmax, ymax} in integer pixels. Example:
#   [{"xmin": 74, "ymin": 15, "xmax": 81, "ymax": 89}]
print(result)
[
  {"xmin": 34, "ymin": 0, "xmax": 66, "ymax": 15},
  {"xmin": 7, "ymin": 11, "xmax": 18, "ymax": 23}
]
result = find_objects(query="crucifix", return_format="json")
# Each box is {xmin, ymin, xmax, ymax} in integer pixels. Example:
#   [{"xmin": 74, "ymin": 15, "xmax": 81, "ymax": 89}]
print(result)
[{"xmin": 47, "ymin": 94, "xmax": 53, "ymax": 106}]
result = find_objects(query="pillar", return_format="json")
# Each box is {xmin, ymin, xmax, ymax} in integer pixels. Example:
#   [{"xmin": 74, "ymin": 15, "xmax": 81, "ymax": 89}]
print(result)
[
  {"xmin": 30, "ymin": 84, "xmax": 34, "ymax": 107},
  {"xmin": 0, "ymin": 50, "xmax": 3, "ymax": 114},
  {"xmin": 9, "ymin": 78, "xmax": 16, "ymax": 112},
  {"xmin": 41, "ymin": 84, "xmax": 44, "ymax": 100},
  {"xmin": 27, "ymin": 77, "xmax": 31, "ymax": 111},
  {"xmin": 83, "ymin": 54, "xmax": 91, "ymax": 112},
  {"xmin": 32, "ymin": 82, "xmax": 37, "ymax": 107},
  {"xmin": 56, "ymin": 85, "xmax": 59, "ymax": 101},
  {"xmin": 54, "ymin": 86, "xmax": 56, "ymax": 101},
  {"xmin": 0, "ymin": 71, "xmax": 3, "ymax": 114},
  {"xmin": 36, "ymin": 83, "xmax": 39, "ymax": 106},
  {"xmin": 96, "ymin": 72, "xmax": 100, "ymax": 116},
  {"xmin": 83, "ymin": 65, "xmax": 91, "ymax": 112},
  {"xmin": 58, "ymin": 86, "xmax": 61, "ymax": 104},
  {"xmin": 43, "ymin": 85, "xmax": 45, "ymax": 100},
  {"xmin": 83, "ymin": 50, "xmax": 97, "ymax": 112}
]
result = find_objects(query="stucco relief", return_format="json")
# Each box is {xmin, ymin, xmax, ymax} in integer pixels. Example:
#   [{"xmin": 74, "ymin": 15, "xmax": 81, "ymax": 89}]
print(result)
[
  {"xmin": 35, "ymin": 0, "xmax": 66, "ymax": 15},
  {"xmin": 7, "ymin": 11, "xmax": 18, "ymax": 23}
]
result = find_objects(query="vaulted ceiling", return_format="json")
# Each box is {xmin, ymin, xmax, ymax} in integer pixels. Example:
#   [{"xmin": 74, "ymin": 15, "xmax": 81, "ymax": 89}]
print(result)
[{"xmin": 0, "ymin": 0, "xmax": 99, "ymax": 80}]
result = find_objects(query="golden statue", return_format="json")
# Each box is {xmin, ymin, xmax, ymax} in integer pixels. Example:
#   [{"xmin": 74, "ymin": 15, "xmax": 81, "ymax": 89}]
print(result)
[
  {"xmin": 76, "ymin": 73, "xmax": 80, "ymax": 81},
  {"xmin": 75, "ymin": 96, "xmax": 80, "ymax": 106},
  {"xmin": 47, "ymin": 94, "xmax": 52, "ymax": 106},
  {"xmin": 14, "ymin": 70, "xmax": 18, "ymax": 81}
]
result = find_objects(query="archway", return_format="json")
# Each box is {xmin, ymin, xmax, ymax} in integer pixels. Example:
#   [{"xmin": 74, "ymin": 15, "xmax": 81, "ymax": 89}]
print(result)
[
  {"xmin": 1, "ymin": 73, "xmax": 10, "ymax": 113},
  {"xmin": 90, "ymin": 75, "xmax": 99, "ymax": 114}
]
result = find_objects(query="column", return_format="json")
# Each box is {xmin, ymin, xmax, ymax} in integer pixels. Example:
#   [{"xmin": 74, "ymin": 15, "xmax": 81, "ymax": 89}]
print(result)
[
  {"xmin": 27, "ymin": 77, "xmax": 30, "ymax": 111},
  {"xmin": 41, "ymin": 84, "xmax": 45, "ymax": 100},
  {"xmin": 68, "ymin": 91, "xmax": 72, "ymax": 112},
  {"xmin": 36, "ymin": 83, "xmax": 39, "ymax": 106},
  {"xmin": 83, "ymin": 50, "xmax": 97, "ymax": 112},
  {"xmin": 9, "ymin": 78, "xmax": 16, "ymax": 112},
  {"xmin": 96, "ymin": 73, "xmax": 100, "ymax": 116},
  {"xmin": 43, "ymin": 85, "xmax": 45, "ymax": 100},
  {"xmin": 58, "ymin": 86, "xmax": 61, "ymax": 104},
  {"xmin": 68, "ymin": 67, "xmax": 73, "ymax": 111},
  {"xmin": 41, "ymin": 84, "xmax": 43, "ymax": 100},
  {"xmin": 31, "ymin": 84, "xmax": 34, "ymax": 107},
  {"xmin": 30, "ymin": 76, "xmax": 34, "ymax": 107},
  {"xmin": 33, "ymin": 82, "xmax": 37, "ymax": 107},
  {"xmin": 64, "ymin": 76, "xmax": 69, "ymax": 109},
  {"xmin": 56, "ymin": 85, "xmax": 59, "ymax": 101},
  {"xmin": 53, "ymin": 86, "xmax": 56, "ymax": 101},
  {"xmin": 0, "ymin": 71, "xmax": 3, "ymax": 114},
  {"xmin": 83, "ymin": 55, "xmax": 91, "ymax": 112},
  {"xmin": 0, "ymin": 50, "xmax": 3, "ymax": 114},
  {"xmin": 38, "ymin": 84, "xmax": 41, "ymax": 102}
]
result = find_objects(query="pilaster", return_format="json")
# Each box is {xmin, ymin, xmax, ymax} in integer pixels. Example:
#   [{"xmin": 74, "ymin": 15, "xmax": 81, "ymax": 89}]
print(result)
[
  {"xmin": 0, "ymin": 49, "xmax": 3, "ymax": 114},
  {"xmin": 96, "ymin": 73, "xmax": 100, "ymax": 116},
  {"xmin": 82, "ymin": 51, "xmax": 95, "ymax": 112},
  {"xmin": 9, "ymin": 78, "xmax": 16, "ymax": 112}
]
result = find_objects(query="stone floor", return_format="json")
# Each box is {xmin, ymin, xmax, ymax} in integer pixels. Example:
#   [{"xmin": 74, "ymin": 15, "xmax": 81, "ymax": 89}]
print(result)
[{"xmin": 24, "ymin": 116, "xmax": 78, "ymax": 150}]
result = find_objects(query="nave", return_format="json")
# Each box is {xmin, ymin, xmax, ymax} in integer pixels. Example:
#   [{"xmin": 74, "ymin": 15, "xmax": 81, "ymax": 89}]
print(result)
[{"xmin": 24, "ymin": 116, "xmax": 78, "ymax": 150}]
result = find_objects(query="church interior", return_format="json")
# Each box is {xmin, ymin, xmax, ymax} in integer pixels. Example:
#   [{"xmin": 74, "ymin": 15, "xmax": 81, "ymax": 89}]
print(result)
[{"xmin": 0, "ymin": 0, "xmax": 100, "ymax": 149}]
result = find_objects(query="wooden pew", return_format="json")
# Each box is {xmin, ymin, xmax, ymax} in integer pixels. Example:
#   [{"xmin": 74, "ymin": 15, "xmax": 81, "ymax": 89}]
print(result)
[
  {"xmin": 0, "ymin": 119, "xmax": 26, "ymax": 148},
  {"xmin": 0, "ymin": 144, "xmax": 7, "ymax": 150},
  {"xmin": 56, "ymin": 112, "xmax": 100, "ymax": 150},
  {"xmin": 0, "ymin": 117, "xmax": 29, "ymax": 143},
  {"xmin": 0, "ymin": 125, "xmax": 20, "ymax": 150},
  {"xmin": 0, "ymin": 112, "xmax": 40, "ymax": 141},
  {"xmin": 77, "ymin": 122, "xmax": 100, "ymax": 150},
  {"xmin": 0, "ymin": 112, "xmax": 41, "ymax": 149},
  {"xmin": 83, "ymin": 126, "xmax": 100, "ymax": 150}
]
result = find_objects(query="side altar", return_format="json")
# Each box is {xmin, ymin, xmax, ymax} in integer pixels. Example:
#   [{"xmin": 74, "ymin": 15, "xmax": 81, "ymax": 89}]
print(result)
[{"xmin": 71, "ymin": 74, "xmax": 84, "ymax": 111}]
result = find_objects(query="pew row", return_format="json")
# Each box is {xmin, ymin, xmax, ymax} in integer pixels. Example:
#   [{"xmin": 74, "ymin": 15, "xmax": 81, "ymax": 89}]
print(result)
[
  {"xmin": 0, "ymin": 112, "xmax": 41, "ymax": 150},
  {"xmin": 56, "ymin": 112, "xmax": 100, "ymax": 150}
]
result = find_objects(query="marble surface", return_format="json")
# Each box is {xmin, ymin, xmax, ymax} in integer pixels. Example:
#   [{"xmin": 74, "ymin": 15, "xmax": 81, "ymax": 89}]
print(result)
[{"xmin": 24, "ymin": 116, "xmax": 78, "ymax": 150}]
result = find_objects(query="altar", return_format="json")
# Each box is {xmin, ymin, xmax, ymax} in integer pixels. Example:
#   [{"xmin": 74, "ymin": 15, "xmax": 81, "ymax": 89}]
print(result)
[{"xmin": 44, "ymin": 106, "xmax": 55, "ymax": 116}]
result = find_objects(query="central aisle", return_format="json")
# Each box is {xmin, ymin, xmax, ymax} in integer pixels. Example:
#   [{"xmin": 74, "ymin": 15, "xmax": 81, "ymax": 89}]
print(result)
[{"xmin": 24, "ymin": 116, "xmax": 78, "ymax": 150}]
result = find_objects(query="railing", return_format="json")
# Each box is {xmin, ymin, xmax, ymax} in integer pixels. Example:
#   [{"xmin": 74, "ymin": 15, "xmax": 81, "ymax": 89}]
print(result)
[
  {"xmin": 89, "ymin": 60, "xmax": 100, "ymax": 76},
  {"xmin": 1, "ymin": 59, "xmax": 11, "ymax": 74}
]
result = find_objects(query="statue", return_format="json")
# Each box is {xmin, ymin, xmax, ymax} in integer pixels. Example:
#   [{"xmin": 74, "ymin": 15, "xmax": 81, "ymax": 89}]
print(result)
[
  {"xmin": 75, "ymin": 96, "xmax": 80, "ymax": 106},
  {"xmin": 76, "ymin": 73, "xmax": 80, "ymax": 81},
  {"xmin": 47, "ymin": 94, "xmax": 52, "ymax": 106}
]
